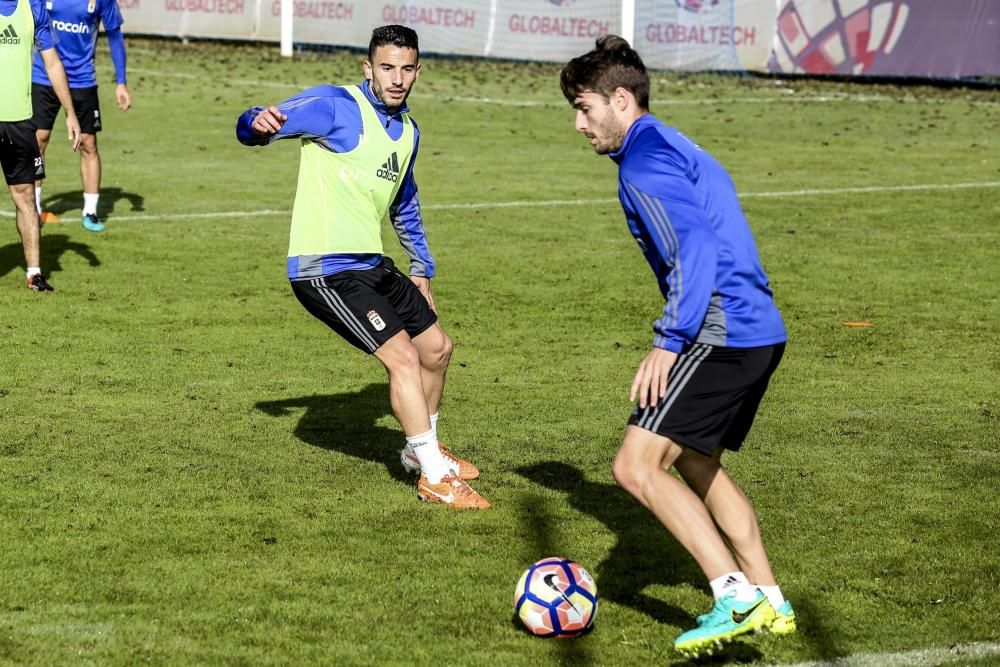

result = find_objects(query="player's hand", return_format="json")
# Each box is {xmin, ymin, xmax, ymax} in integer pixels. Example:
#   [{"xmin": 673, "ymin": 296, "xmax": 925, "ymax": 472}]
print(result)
[
  {"xmin": 410, "ymin": 276, "xmax": 436, "ymax": 314},
  {"xmin": 66, "ymin": 114, "xmax": 81, "ymax": 151},
  {"xmin": 630, "ymin": 347, "xmax": 678, "ymax": 409},
  {"xmin": 116, "ymin": 84, "xmax": 132, "ymax": 111},
  {"xmin": 251, "ymin": 106, "xmax": 287, "ymax": 136}
]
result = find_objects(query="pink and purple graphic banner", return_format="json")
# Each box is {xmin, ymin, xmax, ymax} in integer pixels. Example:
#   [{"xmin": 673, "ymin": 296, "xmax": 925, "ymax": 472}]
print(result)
[{"xmin": 770, "ymin": 0, "xmax": 1000, "ymax": 78}]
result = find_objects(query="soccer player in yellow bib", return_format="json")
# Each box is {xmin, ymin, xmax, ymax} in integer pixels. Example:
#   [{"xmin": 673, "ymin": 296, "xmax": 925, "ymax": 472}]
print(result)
[
  {"xmin": 0, "ymin": 0, "xmax": 81, "ymax": 290},
  {"xmin": 236, "ymin": 25, "xmax": 489, "ymax": 509}
]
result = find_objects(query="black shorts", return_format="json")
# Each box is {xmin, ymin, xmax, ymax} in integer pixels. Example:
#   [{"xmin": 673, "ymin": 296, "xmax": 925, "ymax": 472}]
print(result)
[
  {"xmin": 31, "ymin": 84, "xmax": 102, "ymax": 134},
  {"xmin": 0, "ymin": 120, "xmax": 45, "ymax": 186},
  {"xmin": 290, "ymin": 257, "xmax": 438, "ymax": 354},
  {"xmin": 629, "ymin": 342, "xmax": 785, "ymax": 456}
]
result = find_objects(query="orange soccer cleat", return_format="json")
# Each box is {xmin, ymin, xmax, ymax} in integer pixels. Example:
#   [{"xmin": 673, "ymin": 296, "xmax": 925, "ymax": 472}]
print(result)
[{"xmin": 417, "ymin": 474, "xmax": 491, "ymax": 510}]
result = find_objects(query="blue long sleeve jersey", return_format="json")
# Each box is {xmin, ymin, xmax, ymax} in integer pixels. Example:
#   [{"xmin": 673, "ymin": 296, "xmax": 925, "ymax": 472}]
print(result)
[
  {"xmin": 30, "ymin": 0, "xmax": 126, "ymax": 88},
  {"xmin": 236, "ymin": 81, "xmax": 434, "ymax": 280},
  {"xmin": 611, "ymin": 114, "xmax": 786, "ymax": 353}
]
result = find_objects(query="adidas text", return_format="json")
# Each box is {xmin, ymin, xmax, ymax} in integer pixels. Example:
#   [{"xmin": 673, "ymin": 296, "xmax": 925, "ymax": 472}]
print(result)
[{"xmin": 376, "ymin": 152, "xmax": 400, "ymax": 182}]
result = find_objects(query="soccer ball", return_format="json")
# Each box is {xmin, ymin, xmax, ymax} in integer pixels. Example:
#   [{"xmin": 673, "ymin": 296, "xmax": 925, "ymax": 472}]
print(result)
[{"xmin": 514, "ymin": 557, "xmax": 598, "ymax": 638}]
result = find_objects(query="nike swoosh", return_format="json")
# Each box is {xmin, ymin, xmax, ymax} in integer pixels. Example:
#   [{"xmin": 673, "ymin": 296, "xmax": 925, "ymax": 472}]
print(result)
[
  {"xmin": 422, "ymin": 487, "xmax": 454, "ymax": 503},
  {"xmin": 731, "ymin": 598, "xmax": 767, "ymax": 624}
]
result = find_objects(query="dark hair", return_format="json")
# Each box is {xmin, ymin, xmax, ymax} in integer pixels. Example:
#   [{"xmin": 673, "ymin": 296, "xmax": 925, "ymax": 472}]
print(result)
[
  {"xmin": 368, "ymin": 24, "xmax": 419, "ymax": 62},
  {"xmin": 560, "ymin": 35, "xmax": 649, "ymax": 109}
]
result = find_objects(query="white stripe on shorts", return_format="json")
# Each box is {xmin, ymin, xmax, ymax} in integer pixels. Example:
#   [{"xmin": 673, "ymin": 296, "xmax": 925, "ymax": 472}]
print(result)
[
  {"xmin": 310, "ymin": 278, "xmax": 380, "ymax": 352},
  {"xmin": 638, "ymin": 343, "xmax": 713, "ymax": 432}
]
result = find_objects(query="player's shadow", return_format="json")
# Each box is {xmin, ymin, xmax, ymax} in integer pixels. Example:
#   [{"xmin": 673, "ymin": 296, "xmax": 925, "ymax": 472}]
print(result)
[
  {"xmin": 255, "ymin": 383, "xmax": 411, "ymax": 483},
  {"xmin": 0, "ymin": 233, "xmax": 100, "ymax": 278},
  {"xmin": 518, "ymin": 462, "xmax": 764, "ymax": 663},
  {"xmin": 517, "ymin": 461, "xmax": 712, "ymax": 629},
  {"xmin": 43, "ymin": 187, "xmax": 145, "ymax": 218}
]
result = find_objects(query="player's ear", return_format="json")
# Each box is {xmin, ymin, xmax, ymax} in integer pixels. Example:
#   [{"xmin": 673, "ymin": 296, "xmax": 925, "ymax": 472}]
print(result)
[
  {"xmin": 613, "ymin": 87, "xmax": 630, "ymax": 111},
  {"xmin": 363, "ymin": 59, "xmax": 373, "ymax": 81}
]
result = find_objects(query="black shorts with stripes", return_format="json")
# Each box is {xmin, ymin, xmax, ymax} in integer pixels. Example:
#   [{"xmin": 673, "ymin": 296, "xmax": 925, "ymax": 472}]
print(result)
[
  {"xmin": 290, "ymin": 257, "xmax": 437, "ymax": 354},
  {"xmin": 0, "ymin": 120, "xmax": 44, "ymax": 186},
  {"xmin": 628, "ymin": 343, "xmax": 785, "ymax": 456}
]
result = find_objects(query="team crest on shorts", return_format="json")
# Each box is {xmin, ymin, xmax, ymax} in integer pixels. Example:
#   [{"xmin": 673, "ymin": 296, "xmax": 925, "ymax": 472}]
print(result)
[
  {"xmin": 88, "ymin": 0, "xmax": 96, "ymax": 11},
  {"xmin": 367, "ymin": 310, "xmax": 386, "ymax": 331}
]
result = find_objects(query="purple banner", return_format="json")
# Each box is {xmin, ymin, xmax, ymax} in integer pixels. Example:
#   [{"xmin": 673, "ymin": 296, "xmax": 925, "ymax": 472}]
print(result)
[{"xmin": 769, "ymin": 0, "xmax": 1000, "ymax": 78}]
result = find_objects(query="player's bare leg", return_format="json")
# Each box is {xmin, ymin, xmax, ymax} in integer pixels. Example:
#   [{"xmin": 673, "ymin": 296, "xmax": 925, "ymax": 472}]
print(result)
[
  {"xmin": 411, "ymin": 322, "xmax": 452, "ymax": 415},
  {"xmin": 403, "ymin": 323, "xmax": 479, "ymax": 480},
  {"xmin": 376, "ymin": 330, "xmax": 488, "ymax": 508},
  {"xmin": 674, "ymin": 448, "xmax": 776, "ymax": 585},
  {"xmin": 79, "ymin": 134, "xmax": 104, "ymax": 232},
  {"xmin": 674, "ymin": 447, "xmax": 796, "ymax": 634},
  {"xmin": 10, "ymin": 183, "xmax": 52, "ymax": 291},
  {"xmin": 11, "ymin": 183, "xmax": 40, "ymax": 266},
  {"xmin": 80, "ymin": 133, "xmax": 100, "ymax": 194},
  {"xmin": 612, "ymin": 425, "xmax": 738, "ymax": 579},
  {"xmin": 374, "ymin": 330, "xmax": 432, "ymax": 436},
  {"xmin": 33, "ymin": 129, "xmax": 59, "ymax": 223}
]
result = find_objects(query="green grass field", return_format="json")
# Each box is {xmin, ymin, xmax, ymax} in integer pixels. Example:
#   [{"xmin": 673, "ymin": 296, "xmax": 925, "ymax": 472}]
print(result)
[{"xmin": 1, "ymin": 39, "xmax": 998, "ymax": 665}]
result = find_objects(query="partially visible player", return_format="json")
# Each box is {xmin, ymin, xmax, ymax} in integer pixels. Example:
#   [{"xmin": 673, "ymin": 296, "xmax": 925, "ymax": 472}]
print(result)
[
  {"xmin": 236, "ymin": 25, "xmax": 489, "ymax": 509},
  {"xmin": 1, "ymin": 0, "xmax": 81, "ymax": 291},
  {"xmin": 31, "ymin": 0, "xmax": 130, "ymax": 232},
  {"xmin": 561, "ymin": 36, "xmax": 794, "ymax": 656}
]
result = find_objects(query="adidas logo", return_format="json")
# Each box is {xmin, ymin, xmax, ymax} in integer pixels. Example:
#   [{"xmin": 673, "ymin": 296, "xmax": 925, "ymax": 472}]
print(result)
[
  {"xmin": 376, "ymin": 152, "xmax": 400, "ymax": 182},
  {"xmin": 0, "ymin": 24, "xmax": 21, "ymax": 44}
]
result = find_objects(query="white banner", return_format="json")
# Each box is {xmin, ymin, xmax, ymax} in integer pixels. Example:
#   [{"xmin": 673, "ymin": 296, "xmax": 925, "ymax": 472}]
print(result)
[
  {"xmin": 119, "ymin": 0, "xmax": 777, "ymax": 71},
  {"xmin": 634, "ymin": 0, "xmax": 776, "ymax": 71}
]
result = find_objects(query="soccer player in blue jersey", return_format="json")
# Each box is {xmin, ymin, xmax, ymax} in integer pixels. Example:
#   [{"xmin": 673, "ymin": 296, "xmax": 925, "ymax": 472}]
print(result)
[
  {"xmin": 31, "ymin": 0, "xmax": 130, "ymax": 232},
  {"xmin": 561, "ymin": 36, "xmax": 795, "ymax": 656},
  {"xmin": 1, "ymin": 0, "xmax": 80, "ymax": 291},
  {"xmin": 236, "ymin": 25, "xmax": 489, "ymax": 509}
]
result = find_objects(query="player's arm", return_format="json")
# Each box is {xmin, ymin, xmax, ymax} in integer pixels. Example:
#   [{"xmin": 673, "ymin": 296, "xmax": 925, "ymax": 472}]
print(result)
[
  {"xmin": 32, "ymin": 0, "xmax": 80, "ymax": 149},
  {"xmin": 624, "ymin": 170, "xmax": 719, "ymax": 407},
  {"xmin": 38, "ymin": 49, "xmax": 81, "ymax": 150},
  {"xmin": 389, "ymin": 139, "xmax": 437, "ymax": 312},
  {"xmin": 236, "ymin": 89, "xmax": 336, "ymax": 146},
  {"xmin": 101, "ymin": 0, "xmax": 130, "ymax": 110},
  {"xmin": 106, "ymin": 28, "xmax": 131, "ymax": 110}
]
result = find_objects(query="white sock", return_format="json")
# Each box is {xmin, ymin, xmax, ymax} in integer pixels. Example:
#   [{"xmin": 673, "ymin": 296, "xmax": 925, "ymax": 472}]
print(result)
[
  {"xmin": 83, "ymin": 192, "xmax": 99, "ymax": 216},
  {"xmin": 429, "ymin": 412, "xmax": 439, "ymax": 439},
  {"xmin": 405, "ymin": 428, "xmax": 449, "ymax": 484},
  {"xmin": 709, "ymin": 572, "xmax": 757, "ymax": 602},
  {"xmin": 35, "ymin": 186, "xmax": 42, "ymax": 214},
  {"xmin": 756, "ymin": 584, "xmax": 785, "ymax": 609},
  {"xmin": 26, "ymin": 266, "xmax": 41, "ymax": 278}
]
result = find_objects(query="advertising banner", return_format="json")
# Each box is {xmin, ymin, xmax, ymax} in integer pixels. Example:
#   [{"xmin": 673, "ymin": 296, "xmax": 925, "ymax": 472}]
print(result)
[
  {"xmin": 117, "ymin": 0, "xmax": 259, "ymax": 40},
  {"xmin": 484, "ymin": 0, "xmax": 620, "ymax": 61},
  {"xmin": 635, "ymin": 0, "xmax": 776, "ymax": 72},
  {"xmin": 770, "ymin": 0, "xmax": 1000, "ymax": 78},
  {"xmin": 116, "ymin": 0, "xmax": 999, "ymax": 78},
  {"xmin": 374, "ymin": 2, "xmax": 488, "ymax": 56}
]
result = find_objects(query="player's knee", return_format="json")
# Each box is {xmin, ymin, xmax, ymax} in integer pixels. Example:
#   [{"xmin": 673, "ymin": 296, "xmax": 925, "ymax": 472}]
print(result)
[
  {"xmin": 384, "ymin": 342, "xmax": 422, "ymax": 377},
  {"xmin": 420, "ymin": 330, "xmax": 452, "ymax": 370},
  {"xmin": 10, "ymin": 185, "xmax": 35, "ymax": 212},
  {"xmin": 79, "ymin": 135, "xmax": 98, "ymax": 155},
  {"xmin": 435, "ymin": 332, "xmax": 453, "ymax": 366},
  {"xmin": 612, "ymin": 451, "xmax": 646, "ymax": 498}
]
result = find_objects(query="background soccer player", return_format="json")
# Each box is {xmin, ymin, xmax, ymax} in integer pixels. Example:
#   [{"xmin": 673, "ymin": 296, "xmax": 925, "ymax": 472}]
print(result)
[
  {"xmin": 236, "ymin": 25, "xmax": 489, "ymax": 510},
  {"xmin": 1, "ymin": 0, "xmax": 80, "ymax": 291},
  {"xmin": 561, "ymin": 36, "xmax": 795, "ymax": 656},
  {"xmin": 31, "ymin": 0, "xmax": 130, "ymax": 232}
]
